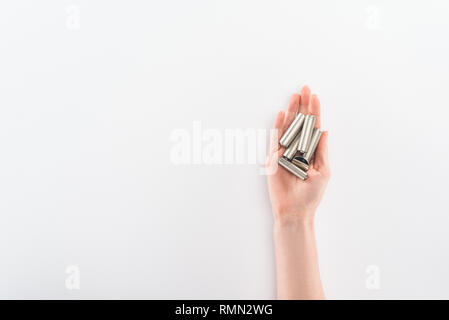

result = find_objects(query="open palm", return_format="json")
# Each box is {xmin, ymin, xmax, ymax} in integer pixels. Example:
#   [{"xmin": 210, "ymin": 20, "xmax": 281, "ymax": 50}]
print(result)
[{"xmin": 267, "ymin": 86, "xmax": 330, "ymax": 223}]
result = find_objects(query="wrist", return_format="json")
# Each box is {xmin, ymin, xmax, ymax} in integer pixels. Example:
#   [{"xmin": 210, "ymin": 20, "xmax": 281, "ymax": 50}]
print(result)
[{"xmin": 273, "ymin": 212, "xmax": 315, "ymax": 230}]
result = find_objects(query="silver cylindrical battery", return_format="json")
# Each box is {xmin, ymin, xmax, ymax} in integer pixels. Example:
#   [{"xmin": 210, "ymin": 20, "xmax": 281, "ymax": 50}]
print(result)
[
  {"xmin": 282, "ymin": 132, "xmax": 301, "ymax": 160},
  {"xmin": 278, "ymin": 157, "xmax": 308, "ymax": 180},
  {"xmin": 292, "ymin": 157, "xmax": 309, "ymax": 171},
  {"xmin": 279, "ymin": 113, "xmax": 305, "ymax": 148},
  {"xmin": 302, "ymin": 128, "xmax": 323, "ymax": 164},
  {"xmin": 297, "ymin": 114, "xmax": 316, "ymax": 153}
]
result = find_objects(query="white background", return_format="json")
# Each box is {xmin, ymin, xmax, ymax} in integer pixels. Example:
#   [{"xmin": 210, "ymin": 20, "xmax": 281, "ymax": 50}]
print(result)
[{"xmin": 1, "ymin": 1, "xmax": 448, "ymax": 299}]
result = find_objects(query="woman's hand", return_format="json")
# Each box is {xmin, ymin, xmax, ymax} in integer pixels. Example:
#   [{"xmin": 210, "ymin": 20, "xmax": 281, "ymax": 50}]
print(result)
[
  {"xmin": 267, "ymin": 85, "xmax": 330, "ymax": 299},
  {"xmin": 266, "ymin": 85, "xmax": 330, "ymax": 225}
]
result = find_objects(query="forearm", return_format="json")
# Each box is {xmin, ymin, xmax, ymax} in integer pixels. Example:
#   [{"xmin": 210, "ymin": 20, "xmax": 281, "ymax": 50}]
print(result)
[
  {"xmin": 273, "ymin": 215, "xmax": 324, "ymax": 300},
  {"xmin": 268, "ymin": 86, "xmax": 329, "ymax": 299}
]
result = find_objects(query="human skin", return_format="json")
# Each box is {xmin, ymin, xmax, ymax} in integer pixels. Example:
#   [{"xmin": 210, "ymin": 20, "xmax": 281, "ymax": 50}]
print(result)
[{"xmin": 266, "ymin": 85, "xmax": 330, "ymax": 300}]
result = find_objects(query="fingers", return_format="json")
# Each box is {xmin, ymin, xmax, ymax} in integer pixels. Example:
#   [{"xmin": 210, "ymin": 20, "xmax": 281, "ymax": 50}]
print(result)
[
  {"xmin": 311, "ymin": 94, "xmax": 321, "ymax": 127},
  {"xmin": 281, "ymin": 94, "xmax": 300, "ymax": 135},
  {"xmin": 313, "ymin": 131, "xmax": 329, "ymax": 171},
  {"xmin": 299, "ymin": 85, "xmax": 311, "ymax": 114},
  {"xmin": 269, "ymin": 110, "xmax": 285, "ymax": 155}
]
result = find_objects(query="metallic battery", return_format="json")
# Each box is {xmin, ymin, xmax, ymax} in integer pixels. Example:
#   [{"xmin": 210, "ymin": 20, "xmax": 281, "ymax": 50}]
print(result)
[
  {"xmin": 302, "ymin": 128, "xmax": 323, "ymax": 164},
  {"xmin": 297, "ymin": 115, "xmax": 316, "ymax": 153},
  {"xmin": 292, "ymin": 157, "xmax": 309, "ymax": 171},
  {"xmin": 282, "ymin": 132, "xmax": 301, "ymax": 160},
  {"xmin": 278, "ymin": 157, "xmax": 308, "ymax": 180},
  {"xmin": 279, "ymin": 113, "xmax": 305, "ymax": 148}
]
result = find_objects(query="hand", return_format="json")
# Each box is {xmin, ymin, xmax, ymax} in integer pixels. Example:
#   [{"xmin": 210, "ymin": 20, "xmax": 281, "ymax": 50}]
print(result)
[{"xmin": 267, "ymin": 86, "xmax": 330, "ymax": 225}]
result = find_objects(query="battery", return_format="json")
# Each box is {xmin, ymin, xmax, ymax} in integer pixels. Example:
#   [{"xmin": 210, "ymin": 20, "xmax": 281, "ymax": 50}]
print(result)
[
  {"xmin": 302, "ymin": 128, "xmax": 323, "ymax": 165},
  {"xmin": 292, "ymin": 157, "xmax": 309, "ymax": 171},
  {"xmin": 279, "ymin": 113, "xmax": 305, "ymax": 148},
  {"xmin": 282, "ymin": 132, "xmax": 301, "ymax": 160},
  {"xmin": 297, "ymin": 115, "xmax": 316, "ymax": 153},
  {"xmin": 278, "ymin": 157, "xmax": 308, "ymax": 180}
]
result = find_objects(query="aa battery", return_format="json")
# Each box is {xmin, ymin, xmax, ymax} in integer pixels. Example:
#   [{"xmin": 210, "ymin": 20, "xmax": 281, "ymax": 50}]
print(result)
[
  {"xmin": 282, "ymin": 132, "xmax": 301, "ymax": 160},
  {"xmin": 292, "ymin": 157, "xmax": 309, "ymax": 171},
  {"xmin": 297, "ymin": 115, "xmax": 316, "ymax": 153},
  {"xmin": 279, "ymin": 113, "xmax": 305, "ymax": 148},
  {"xmin": 278, "ymin": 157, "xmax": 308, "ymax": 180},
  {"xmin": 302, "ymin": 128, "xmax": 323, "ymax": 164}
]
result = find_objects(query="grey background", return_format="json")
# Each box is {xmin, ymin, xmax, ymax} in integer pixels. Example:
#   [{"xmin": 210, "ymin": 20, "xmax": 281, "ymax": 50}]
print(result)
[{"xmin": 1, "ymin": 1, "xmax": 448, "ymax": 299}]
